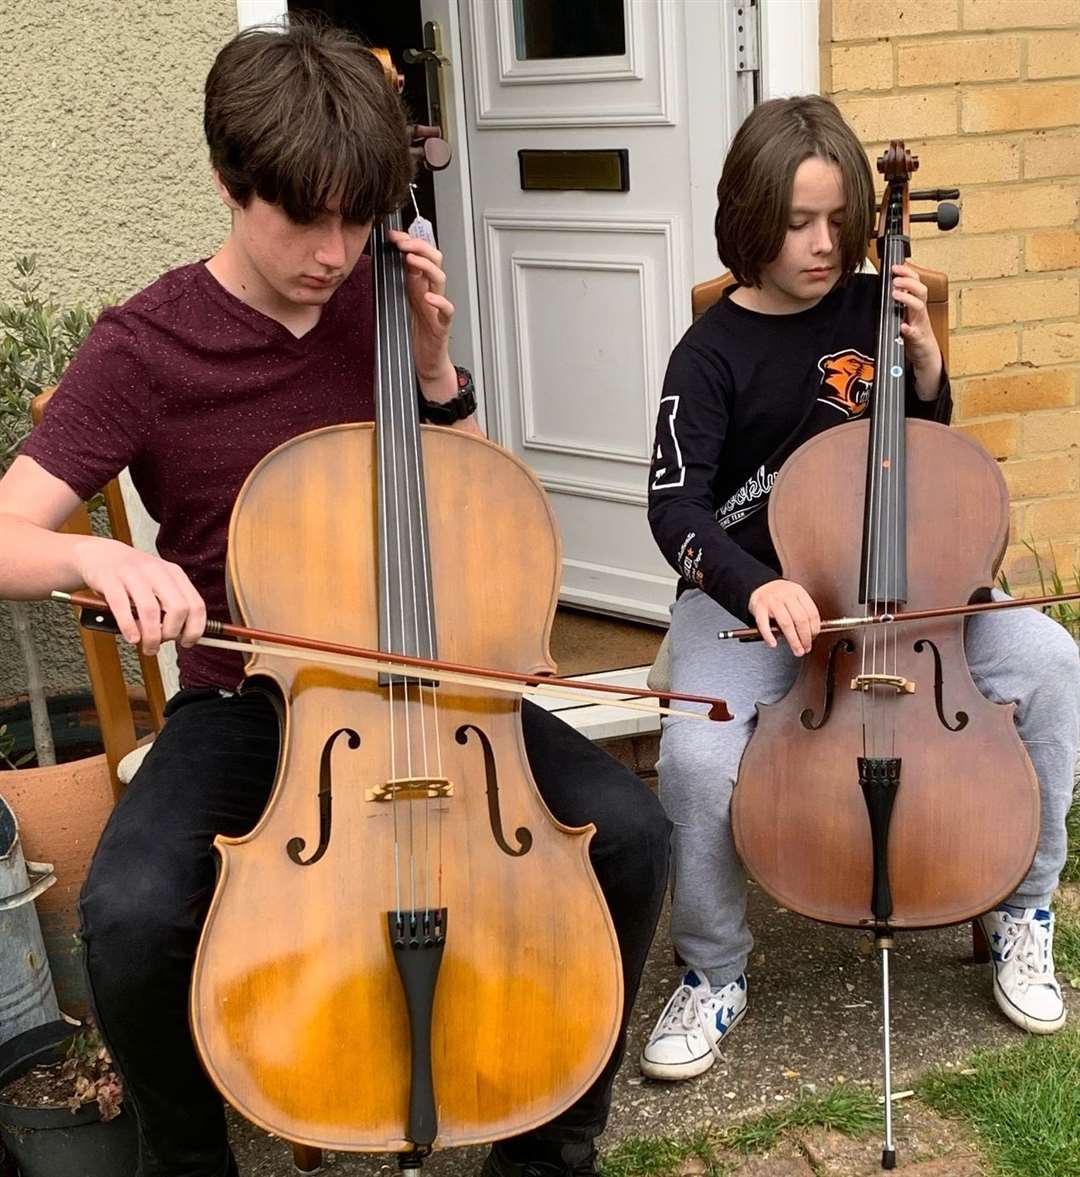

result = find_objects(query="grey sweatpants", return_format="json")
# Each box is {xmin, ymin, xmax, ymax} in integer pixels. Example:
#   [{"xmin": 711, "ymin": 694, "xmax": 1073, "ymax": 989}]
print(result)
[{"xmin": 659, "ymin": 589, "xmax": 1080, "ymax": 987}]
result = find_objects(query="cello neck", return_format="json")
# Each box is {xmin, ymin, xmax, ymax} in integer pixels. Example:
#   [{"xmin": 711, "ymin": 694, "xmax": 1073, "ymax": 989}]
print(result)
[{"xmin": 372, "ymin": 211, "xmax": 440, "ymax": 667}]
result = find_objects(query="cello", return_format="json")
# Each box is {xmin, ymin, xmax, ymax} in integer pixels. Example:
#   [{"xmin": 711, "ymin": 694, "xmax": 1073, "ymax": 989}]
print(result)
[
  {"xmin": 731, "ymin": 142, "xmax": 1040, "ymax": 1168},
  {"xmin": 185, "ymin": 114, "xmax": 625, "ymax": 1161}
]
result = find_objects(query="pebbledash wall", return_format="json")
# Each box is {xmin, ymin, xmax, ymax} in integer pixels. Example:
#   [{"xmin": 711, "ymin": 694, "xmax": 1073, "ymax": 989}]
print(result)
[
  {"xmin": 0, "ymin": 0, "xmax": 237, "ymax": 304},
  {"xmin": 0, "ymin": 1, "xmax": 238, "ymax": 697},
  {"xmin": 822, "ymin": 0, "xmax": 1080, "ymax": 592}
]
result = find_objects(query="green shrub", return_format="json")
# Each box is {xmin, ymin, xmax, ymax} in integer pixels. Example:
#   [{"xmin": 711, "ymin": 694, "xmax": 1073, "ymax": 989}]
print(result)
[{"xmin": 0, "ymin": 255, "xmax": 97, "ymax": 473}]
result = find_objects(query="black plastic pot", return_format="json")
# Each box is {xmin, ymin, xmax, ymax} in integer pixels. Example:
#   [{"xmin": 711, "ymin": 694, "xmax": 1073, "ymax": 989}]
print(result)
[
  {"xmin": 0, "ymin": 1021, "xmax": 137, "ymax": 1177},
  {"xmin": 0, "ymin": 691, "xmax": 154, "ymax": 768}
]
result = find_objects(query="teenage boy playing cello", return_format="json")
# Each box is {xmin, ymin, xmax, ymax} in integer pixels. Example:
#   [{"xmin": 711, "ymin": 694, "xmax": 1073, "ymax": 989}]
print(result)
[
  {"xmin": 0, "ymin": 21, "xmax": 670, "ymax": 1176},
  {"xmin": 642, "ymin": 94, "xmax": 1078, "ymax": 1081}
]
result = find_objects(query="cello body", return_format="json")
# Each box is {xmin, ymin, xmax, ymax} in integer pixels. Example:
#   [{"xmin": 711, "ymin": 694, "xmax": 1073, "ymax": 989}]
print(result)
[
  {"xmin": 732, "ymin": 418, "xmax": 1040, "ymax": 928},
  {"xmin": 189, "ymin": 423, "xmax": 623, "ymax": 1151}
]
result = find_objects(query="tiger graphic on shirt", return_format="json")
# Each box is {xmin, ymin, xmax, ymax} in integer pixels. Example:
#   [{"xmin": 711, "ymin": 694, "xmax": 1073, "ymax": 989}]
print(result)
[
  {"xmin": 817, "ymin": 348, "xmax": 874, "ymax": 419},
  {"xmin": 713, "ymin": 347, "xmax": 877, "ymax": 531}
]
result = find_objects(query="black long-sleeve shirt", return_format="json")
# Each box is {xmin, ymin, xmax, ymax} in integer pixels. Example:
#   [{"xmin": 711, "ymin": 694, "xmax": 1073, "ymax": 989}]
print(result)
[{"xmin": 647, "ymin": 274, "xmax": 952, "ymax": 623}]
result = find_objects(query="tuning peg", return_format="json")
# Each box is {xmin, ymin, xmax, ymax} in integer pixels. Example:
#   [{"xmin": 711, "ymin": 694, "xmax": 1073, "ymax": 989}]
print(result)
[
  {"xmin": 909, "ymin": 202, "xmax": 960, "ymax": 230},
  {"xmin": 936, "ymin": 202, "xmax": 960, "ymax": 230},
  {"xmin": 910, "ymin": 188, "xmax": 960, "ymax": 201}
]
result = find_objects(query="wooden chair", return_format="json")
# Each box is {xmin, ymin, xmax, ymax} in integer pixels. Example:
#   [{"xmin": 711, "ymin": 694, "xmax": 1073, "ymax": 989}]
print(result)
[
  {"xmin": 30, "ymin": 390, "xmax": 169, "ymax": 798},
  {"xmin": 690, "ymin": 257, "xmax": 950, "ymax": 362},
  {"xmin": 29, "ymin": 388, "xmax": 325, "ymax": 1173}
]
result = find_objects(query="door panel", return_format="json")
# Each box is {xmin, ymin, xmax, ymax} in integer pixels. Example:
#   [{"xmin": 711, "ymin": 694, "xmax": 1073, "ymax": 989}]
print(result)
[{"xmin": 471, "ymin": 0, "xmax": 675, "ymax": 126}]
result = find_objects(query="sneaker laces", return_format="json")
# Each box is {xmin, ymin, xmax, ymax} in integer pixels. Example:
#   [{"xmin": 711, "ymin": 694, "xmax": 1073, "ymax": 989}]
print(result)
[
  {"xmin": 650, "ymin": 978, "xmax": 725, "ymax": 1062},
  {"xmin": 998, "ymin": 911, "xmax": 1059, "ymax": 993}
]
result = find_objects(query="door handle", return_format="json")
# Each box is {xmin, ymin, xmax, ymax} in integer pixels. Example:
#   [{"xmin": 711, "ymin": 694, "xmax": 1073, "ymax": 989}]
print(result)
[{"xmin": 404, "ymin": 21, "xmax": 450, "ymax": 149}]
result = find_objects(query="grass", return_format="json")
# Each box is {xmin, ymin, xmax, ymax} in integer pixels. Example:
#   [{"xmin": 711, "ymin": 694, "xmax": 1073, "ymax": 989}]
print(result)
[
  {"xmin": 1063, "ymin": 793, "xmax": 1080, "ymax": 886},
  {"xmin": 917, "ymin": 1028, "xmax": 1080, "ymax": 1177},
  {"xmin": 598, "ymin": 1084, "xmax": 881, "ymax": 1177},
  {"xmin": 1058, "ymin": 780, "xmax": 1080, "ymax": 984},
  {"xmin": 713, "ymin": 1083, "xmax": 880, "ymax": 1154},
  {"xmin": 1057, "ymin": 911, "xmax": 1080, "ymax": 990},
  {"xmin": 998, "ymin": 539, "xmax": 1080, "ymax": 638},
  {"xmin": 600, "ymin": 1126, "xmax": 721, "ymax": 1177}
]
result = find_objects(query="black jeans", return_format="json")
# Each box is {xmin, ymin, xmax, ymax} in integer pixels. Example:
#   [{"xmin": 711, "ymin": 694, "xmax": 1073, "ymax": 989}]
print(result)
[{"xmin": 79, "ymin": 688, "xmax": 670, "ymax": 1177}]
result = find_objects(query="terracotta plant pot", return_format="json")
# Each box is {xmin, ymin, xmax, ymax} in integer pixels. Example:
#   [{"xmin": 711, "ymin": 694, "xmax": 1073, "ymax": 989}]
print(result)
[
  {"xmin": 0, "ymin": 755, "xmax": 117, "ymax": 1016},
  {"xmin": 0, "ymin": 690, "xmax": 157, "ymax": 1015}
]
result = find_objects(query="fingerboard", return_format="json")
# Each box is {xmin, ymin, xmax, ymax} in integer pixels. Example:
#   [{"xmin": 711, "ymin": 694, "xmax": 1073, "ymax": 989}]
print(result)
[
  {"xmin": 372, "ymin": 211, "xmax": 439, "ymax": 678},
  {"xmin": 860, "ymin": 187, "xmax": 909, "ymax": 609}
]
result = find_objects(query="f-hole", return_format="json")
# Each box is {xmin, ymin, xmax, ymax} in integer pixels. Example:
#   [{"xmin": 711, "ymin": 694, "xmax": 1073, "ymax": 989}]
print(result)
[
  {"xmin": 913, "ymin": 639, "xmax": 968, "ymax": 731},
  {"xmin": 456, "ymin": 724, "xmax": 532, "ymax": 857},
  {"xmin": 800, "ymin": 638, "xmax": 856, "ymax": 730},
  {"xmin": 287, "ymin": 727, "xmax": 361, "ymax": 866}
]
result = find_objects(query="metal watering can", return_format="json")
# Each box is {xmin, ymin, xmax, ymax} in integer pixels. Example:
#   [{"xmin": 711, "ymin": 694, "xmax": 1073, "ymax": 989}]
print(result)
[{"xmin": 0, "ymin": 794, "xmax": 61, "ymax": 1046}]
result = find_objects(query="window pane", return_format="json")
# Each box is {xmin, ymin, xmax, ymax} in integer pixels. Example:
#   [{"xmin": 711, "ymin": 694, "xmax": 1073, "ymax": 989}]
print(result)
[{"xmin": 513, "ymin": 0, "xmax": 626, "ymax": 60}]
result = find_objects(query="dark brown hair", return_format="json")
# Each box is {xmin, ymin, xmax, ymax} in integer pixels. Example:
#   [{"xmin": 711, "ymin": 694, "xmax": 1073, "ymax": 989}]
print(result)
[
  {"xmin": 714, "ymin": 96, "xmax": 875, "ymax": 287},
  {"xmin": 204, "ymin": 19, "xmax": 413, "ymax": 224}
]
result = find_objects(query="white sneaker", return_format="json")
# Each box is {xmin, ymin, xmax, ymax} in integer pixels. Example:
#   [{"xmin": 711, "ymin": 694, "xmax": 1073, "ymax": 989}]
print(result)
[
  {"xmin": 979, "ymin": 906, "xmax": 1067, "ymax": 1035},
  {"xmin": 639, "ymin": 970, "xmax": 747, "ymax": 1080}
]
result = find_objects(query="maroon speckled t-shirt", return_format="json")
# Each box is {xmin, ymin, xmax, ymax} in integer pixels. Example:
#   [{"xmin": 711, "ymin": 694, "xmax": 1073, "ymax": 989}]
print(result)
[{"xmin": 21, "ymin": 259, "xmax": 374, "ymax": 689}]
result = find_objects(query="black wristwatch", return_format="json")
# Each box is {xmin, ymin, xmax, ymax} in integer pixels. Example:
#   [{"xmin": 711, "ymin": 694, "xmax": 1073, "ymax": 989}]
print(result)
[{"xmin": 418, "ymin": 365, "xmax": 477, "ymax": 425}]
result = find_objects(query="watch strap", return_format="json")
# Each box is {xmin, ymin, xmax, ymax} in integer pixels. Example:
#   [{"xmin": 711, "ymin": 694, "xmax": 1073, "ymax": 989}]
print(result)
[{"xmin": 418, "ymin": 365, "xmax": 476, "ymax": 424}]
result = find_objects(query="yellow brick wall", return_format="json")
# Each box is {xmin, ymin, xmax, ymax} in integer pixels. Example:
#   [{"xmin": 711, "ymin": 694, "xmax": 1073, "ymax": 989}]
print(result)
[{"xmin": 824, "ymin": 0, "xmax": 1080, "ymax": 593}]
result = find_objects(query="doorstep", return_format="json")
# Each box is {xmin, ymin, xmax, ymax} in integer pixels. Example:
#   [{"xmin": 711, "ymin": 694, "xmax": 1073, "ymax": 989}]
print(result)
[
  {"xmin": 530, "ymin": 607, "xmax": 667, "ymax": 781},
  {"xmin": 524, "ymin": 665, "xmax": 661, "ymax": 784}
]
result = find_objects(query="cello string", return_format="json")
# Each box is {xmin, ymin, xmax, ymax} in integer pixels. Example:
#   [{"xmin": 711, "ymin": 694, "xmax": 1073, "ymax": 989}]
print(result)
[
  {"xmin": 374, "ymin": 219, "xmax": 404, "ymax": 920},
  {"xmin": 390, "ymin": 217, "xmax": 418, "ymax": 917},
  {"xmin": 865, "ymin": 207, "xmax": 895, "ymax": 756},
  {"xmin": 879, "ymin": 225, "xmax": 894, "ymax": 750},
  {"xmin": 868, "ymin": 215, "xmax": 892, "ymax": 674},
  {"xmin": 876, "ymin": 207, "xmax": 905, "ymax": 758},
  {"xmin": 386, "ymin": 209, "xmax": 427, "ymax": 914},
  {"xmin": 887, "ymin": 215, "xmax": 905, "ymax": 754},
  {"xmin": 860, "ymin": 259, "xmax": 880, "ymax": 724},
  {"xmin": 387, "ymin": 211, "xmax": 423, "ymax": 916},
  {"xmin": 400, "ymin": 196, "xmax": 449, "ymax": 912},
  {"xmin": 880, "ymin": 187, "xmax": 908, "ymax": 756},
  {"xmin": 870, "ymin": 194, "xmax": 903, "ymax": 757},
  {"xmin": 860, "ymin": 237, "xmax": 884, "ymax": 756},
  {"xmin": 382, "ymin": 215, "xmax": 420, "ymax": 917},
  {"xmin": 868, "ymin": 250, "xmax": 882, "ymax": 750},
  {"xmin": 390, "ymin": 206, "xmax": 443, "ymax": 917}
]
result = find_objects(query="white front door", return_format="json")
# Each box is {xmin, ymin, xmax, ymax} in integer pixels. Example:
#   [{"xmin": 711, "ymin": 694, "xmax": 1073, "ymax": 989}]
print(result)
[{"xmin": 422, "ymin": 0, "xmax": 752, "ymax": 623}]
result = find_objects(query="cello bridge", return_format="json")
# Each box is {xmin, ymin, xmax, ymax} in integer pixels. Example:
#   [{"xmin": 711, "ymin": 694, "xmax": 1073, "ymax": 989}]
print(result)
[
  {"xmin": 366, "ymin": 777, "xmax": 454, "ymax": 802},
  {"xmin": 850, "ymin": 674, "xmax": 915, "ymax": 694}
]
